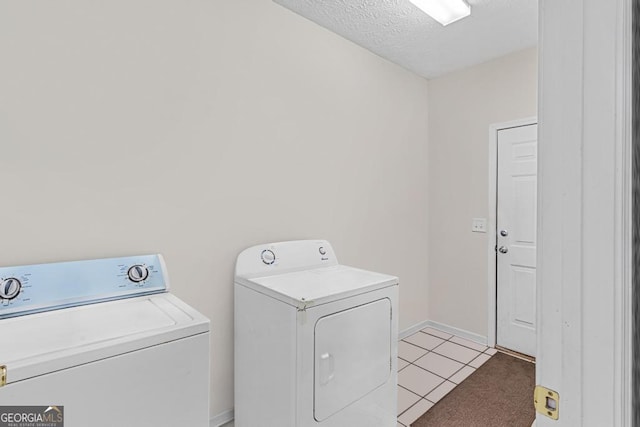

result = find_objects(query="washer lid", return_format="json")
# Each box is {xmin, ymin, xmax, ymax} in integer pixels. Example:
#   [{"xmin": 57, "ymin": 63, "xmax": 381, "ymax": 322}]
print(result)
[
  {"xmin": 0, "ymin": 293, "xmax": 209, "ymax": 385},
  {"xmin": 235, "ymin": 265, "xmax": 398, "ymax": 309}
]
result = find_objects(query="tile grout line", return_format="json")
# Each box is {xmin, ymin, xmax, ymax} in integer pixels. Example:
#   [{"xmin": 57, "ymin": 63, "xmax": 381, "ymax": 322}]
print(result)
[
  {"xmin": 402, "ymin": 333, "xmax": 492, "ymax": 360},
  {"xmin": 397, "ymin": 385, "xmax": 428, "ymax": 419},
  {"xmin": 397, "ymin": 329, "xmax": 498, "ymax": 423},
  {"xmin": 399, "ymin": 339, "xmax": 492, "ymax": 383},
  {"xmin": 397, "ymin": 398, "xmax": 436, "ymax": 424},
  {"xmin": 403, "ymin": 331, "xmax": 495, "ymax": 361},
  {"xmin": 420, "ymin": 330, "xmax": 489, "ymax": 352},
  {"xmin": 401, "ymin": 351, "xmax": 489, "ymax": 385},
  {"xmin": 398, "ymin": 383, "xmax": 424, "ymax": 399}
]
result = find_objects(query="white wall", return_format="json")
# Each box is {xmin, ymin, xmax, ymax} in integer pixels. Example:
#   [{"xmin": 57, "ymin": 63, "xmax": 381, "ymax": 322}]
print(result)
[
  {"xmin": 0, "ymin": 0, "xmax": 430, "ymax": 419},
  {"xmin": 427, "ymin": 48, "xmax": 537, "ymax": 337}
]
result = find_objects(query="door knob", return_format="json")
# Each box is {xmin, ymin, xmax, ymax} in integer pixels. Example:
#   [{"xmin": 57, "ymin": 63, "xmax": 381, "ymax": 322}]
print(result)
[
  {"xmin": 500, "ymin": 230, "xmax": 508, "ymax": 237},
  {"xmin": 498, "ymin": 246, "xmax": 508, "ymax": 254}
]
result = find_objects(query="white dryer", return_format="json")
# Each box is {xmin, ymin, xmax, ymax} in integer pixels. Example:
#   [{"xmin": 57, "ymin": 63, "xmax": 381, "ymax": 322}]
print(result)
[
  {"xmin": 234, "ymin": 240, "xmax": 398, "ymax": 427},
  {"xmin": 0, "ymin": 255, "xmax": 210, "ymax": 427}
]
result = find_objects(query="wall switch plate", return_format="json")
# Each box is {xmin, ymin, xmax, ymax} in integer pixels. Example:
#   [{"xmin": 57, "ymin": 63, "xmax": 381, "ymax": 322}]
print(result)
[{"xmin": 472, "ymin": 218, "xmax": 487, "ymax": 233}]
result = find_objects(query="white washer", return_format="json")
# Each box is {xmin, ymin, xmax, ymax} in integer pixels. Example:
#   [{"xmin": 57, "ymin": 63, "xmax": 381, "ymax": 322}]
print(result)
[
  {"xmin": 0, "ymin": 255, "xmax": 210, "ymax": 427},
  {"xmin": 234, "ymin": 240, "xmax": 398, "ymax": 427}
]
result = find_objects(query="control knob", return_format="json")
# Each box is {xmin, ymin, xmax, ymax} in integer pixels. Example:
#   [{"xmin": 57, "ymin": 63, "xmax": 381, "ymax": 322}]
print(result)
[
  {"xmin": 0, "ymin": 277, "xmax": 22, "ymax": 300},
  {"xmin": 127, "ymin": 265, "xmax": 149, "ymax": 283},
  {"xmin": 261, "ymin": 249, "xmax": 276, "ymax": 265}
]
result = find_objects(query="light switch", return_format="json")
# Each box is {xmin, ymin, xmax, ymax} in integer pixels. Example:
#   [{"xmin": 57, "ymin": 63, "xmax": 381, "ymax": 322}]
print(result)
[{"xmin": 472, "ymin": 218, "xmax": 487, "ymax": 233}]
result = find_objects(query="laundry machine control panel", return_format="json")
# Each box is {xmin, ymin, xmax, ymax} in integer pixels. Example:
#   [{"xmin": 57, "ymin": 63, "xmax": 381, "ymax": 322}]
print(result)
[
  {"xmin": 236, "ymin": 240, "xmax": 338, "ymax": 278},
  {"xmin": 0, "ymin": 254, "xmax": 168, "ymax": 319}
]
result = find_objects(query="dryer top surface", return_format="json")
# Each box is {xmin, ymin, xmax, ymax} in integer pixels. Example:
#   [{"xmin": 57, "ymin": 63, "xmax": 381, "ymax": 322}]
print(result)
[{"xmin": 236, "ymin": 264, "xmax": 398, "ymax": 308}]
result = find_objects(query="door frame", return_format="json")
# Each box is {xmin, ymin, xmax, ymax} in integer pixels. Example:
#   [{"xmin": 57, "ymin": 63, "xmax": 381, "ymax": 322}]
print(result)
[
  {"xmin": 536, "ymin": 0, "xmax": 632, "ymax": 424},
  {"xmin": 486, "ymin": 116, "xmax": 537, "ymax": 349}
]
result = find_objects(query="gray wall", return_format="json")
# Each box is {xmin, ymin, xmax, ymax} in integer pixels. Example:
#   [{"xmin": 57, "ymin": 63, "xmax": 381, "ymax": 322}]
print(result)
[{"xmin": 0, "ymin": 0, "xmax": 430, "ymax": 418}]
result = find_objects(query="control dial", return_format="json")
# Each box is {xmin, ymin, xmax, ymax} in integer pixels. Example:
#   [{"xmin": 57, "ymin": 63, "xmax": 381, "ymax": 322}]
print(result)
[
  {"xmin": 127, "ymin": 265, "xmax": 149, "ymax": 283},
  {"xmin": 0, "ymin": 277, "xmax": 22, "ymax": 300},
  {"xmin": 261, "ymin": 249, "xmax": 276, "ymax": 265}
]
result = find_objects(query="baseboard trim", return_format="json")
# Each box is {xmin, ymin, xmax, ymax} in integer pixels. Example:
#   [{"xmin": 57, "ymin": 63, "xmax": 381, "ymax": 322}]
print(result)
[
  {"xmin": 400, "ymin": 319, "xmax": 488, "ymax": 346},
  {"xmin": 398, "ymin": 319, "xmax": 432, "ymax": 340},
  {"xmin": 423, "ymin": 320, "xmax": 488, "ymax": 345},
  {"xmin": 210, "ymin": 409, "xmax": 234, "ymax": 427}
]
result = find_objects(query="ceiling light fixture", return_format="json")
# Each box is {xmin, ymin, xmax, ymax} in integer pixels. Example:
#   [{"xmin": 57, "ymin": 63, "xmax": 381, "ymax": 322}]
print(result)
[{"xmin": 409, "ymin": 0, "xmax": 471, "ymax": 26}]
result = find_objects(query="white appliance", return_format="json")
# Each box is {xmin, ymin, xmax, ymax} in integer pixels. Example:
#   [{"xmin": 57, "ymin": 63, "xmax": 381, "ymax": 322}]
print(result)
[
  {"xmin": 234, "ymin": 240, "xmax": 398, "ymax": 427},
  {"xmin": 0, "ymin": 254, "xmax": 210, "ymax": 427}
]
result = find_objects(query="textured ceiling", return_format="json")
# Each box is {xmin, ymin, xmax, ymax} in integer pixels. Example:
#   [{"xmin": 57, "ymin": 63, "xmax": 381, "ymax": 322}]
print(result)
[{"xmin": 273, "ymin": 0, "xmax": 538, "ymax": 79}]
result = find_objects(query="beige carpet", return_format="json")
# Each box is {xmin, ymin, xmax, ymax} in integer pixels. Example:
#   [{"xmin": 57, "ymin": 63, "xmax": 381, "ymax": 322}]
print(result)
[{"xmin": 411, "ymin": 352, "xmax": 535, "ymax": 427}]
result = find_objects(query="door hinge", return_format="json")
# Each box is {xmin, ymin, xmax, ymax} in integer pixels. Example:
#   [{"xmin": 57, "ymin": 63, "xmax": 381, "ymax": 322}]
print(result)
[
  {"xmin": 0, "ymin": 365, "xmax": 6, "ymax": 387},
  {"xmin": 534, "ymin": 385, "xmax": 559, "ymax": 420}
]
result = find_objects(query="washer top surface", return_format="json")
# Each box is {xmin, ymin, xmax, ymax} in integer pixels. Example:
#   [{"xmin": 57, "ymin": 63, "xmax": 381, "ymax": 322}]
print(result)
[
  {"xmin": 0, "ymin": 293, "xmax": 208, "ymax": 385},
  {"xmin": 235, "ymin": 240, "xmax": 398, "ymax": 308}
]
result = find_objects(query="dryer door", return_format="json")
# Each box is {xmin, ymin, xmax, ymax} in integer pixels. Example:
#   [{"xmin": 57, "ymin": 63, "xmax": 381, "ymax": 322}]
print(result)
[{"xmin": 313, "ymin": 298, "xmax": 392, "ymax": 422}]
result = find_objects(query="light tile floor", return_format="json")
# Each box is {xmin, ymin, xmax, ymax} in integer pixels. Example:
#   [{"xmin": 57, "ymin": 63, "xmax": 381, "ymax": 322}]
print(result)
[{"xmin": 397, "ymin": 327, "xmax": 496, "ymax": 426}]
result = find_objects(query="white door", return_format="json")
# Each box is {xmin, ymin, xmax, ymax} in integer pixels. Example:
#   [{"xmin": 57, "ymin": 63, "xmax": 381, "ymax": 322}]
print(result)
[{"xmin": 496, "ymin": 123, "xmax": 537, "ymax": 357}]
